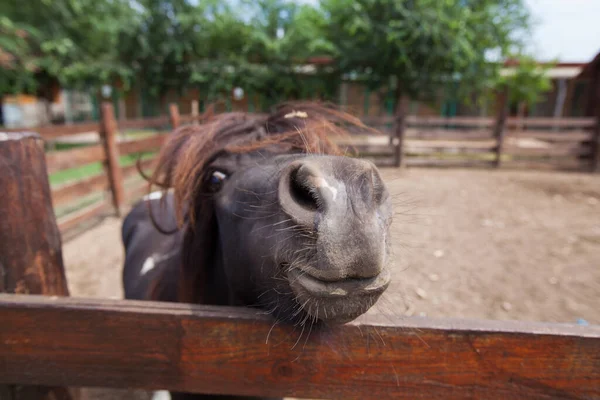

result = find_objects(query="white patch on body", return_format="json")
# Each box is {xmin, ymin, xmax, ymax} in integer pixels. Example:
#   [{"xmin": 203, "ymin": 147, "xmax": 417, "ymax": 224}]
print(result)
[
  {"xmin": 151, "ymin": 391, "xmax": 171, "ymax": 400},
  {"xmin": 311, "ymin": 176, "xmax": 338, "ymax": 201},
  {"xmin": 140, "ymin": 249, "xmax": 180, "ymax": 277},
  {"xmin": 140, "ymin": 256, "xmax": 156, "ymax": 276},
  {"xmin": 143, "ymin": 191, "xmax": 164, "ymax": 201}
]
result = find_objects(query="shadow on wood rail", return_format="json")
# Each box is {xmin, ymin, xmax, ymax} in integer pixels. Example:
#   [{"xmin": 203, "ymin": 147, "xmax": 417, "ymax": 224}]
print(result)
[{"xmin": 0, "ymin": 294, "xmax": 598, "ymax": 400}]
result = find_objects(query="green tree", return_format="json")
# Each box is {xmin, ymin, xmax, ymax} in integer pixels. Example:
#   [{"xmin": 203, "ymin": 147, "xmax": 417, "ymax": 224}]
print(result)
[
  {"xmin": 189, "ymin": 0, "xmax": 337, "ymax": 108},
  {"xmin": 0, "ymin": 0, "xmax": 136, "ymax": 96},
  {"xmin": 322, "ymin": 0, "xmax": 533, "ymax": 114},
  {"xmin": 496, "ymin": 54, "xmax": 553, "ymax": 108}
]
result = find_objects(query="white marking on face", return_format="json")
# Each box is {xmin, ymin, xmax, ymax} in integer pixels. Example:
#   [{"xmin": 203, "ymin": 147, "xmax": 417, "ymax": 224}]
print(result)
[
  {"xmin": 140, "ymin": 256, "xmax": 155, "ymax": 276},
  {"xmin": 143, "ymin": 191, "xmax": 164, "ymax": 201},
  {"xmin": 151, "ymin": 391, "xmax": 171, "ymax": 400},
  {"xmin": 311, "ymin": 176, "xmax": 338, "ymax": 201}
]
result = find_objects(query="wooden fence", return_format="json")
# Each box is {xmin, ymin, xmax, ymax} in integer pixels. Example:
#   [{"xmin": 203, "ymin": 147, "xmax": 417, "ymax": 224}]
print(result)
[
  {"xmin": 350, "ymin": 115, "xmax": 599, "ymax": 171},
  {"xmin": 0, "ymin": 118, "xmax": 599, "ymax": 400},
  {"xmin": 2, "ymin": 102, "xmax": 187, "ymax": 238},
  {"xmin": 2, "ymin": 99, "xmax": 600, "ymax": 238}
]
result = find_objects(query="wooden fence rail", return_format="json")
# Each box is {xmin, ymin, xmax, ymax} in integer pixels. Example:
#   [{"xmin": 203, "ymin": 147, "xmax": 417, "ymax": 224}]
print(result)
[
  {"xmin": 354, "ymin": 114, "xmax": 599, "ymax": 171},
  {"xmin": 0, "ymin": 294, "xmax": 598, "ymax": 400}
]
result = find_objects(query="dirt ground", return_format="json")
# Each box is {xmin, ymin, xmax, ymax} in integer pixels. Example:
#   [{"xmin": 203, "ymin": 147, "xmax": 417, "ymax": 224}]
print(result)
[{"xmin": 62, "ymin": 167, "xmax": 600, "ymax": 399}]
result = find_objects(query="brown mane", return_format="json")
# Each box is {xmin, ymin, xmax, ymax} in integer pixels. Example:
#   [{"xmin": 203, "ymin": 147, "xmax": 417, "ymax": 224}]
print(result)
[{"xmin": 141, "ymin": 101, "xmax": 375, "ymax": 229}]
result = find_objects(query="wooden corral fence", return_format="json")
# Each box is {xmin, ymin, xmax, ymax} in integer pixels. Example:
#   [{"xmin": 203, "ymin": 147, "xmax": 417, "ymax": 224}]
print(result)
[
  {"xmin": 1, "ymin": 102, "xmax": 190, "ymax": 238},
  {"xmin": 349, "ymin": 114, "xmax": 600, "ymax": 171},
  {"xmin": 3, "ymin": 97, "xmax": 600, "ymax": 238},
  {"xmin": 0, "ymin": 131, "xmax": 599, "ymax": 400}
]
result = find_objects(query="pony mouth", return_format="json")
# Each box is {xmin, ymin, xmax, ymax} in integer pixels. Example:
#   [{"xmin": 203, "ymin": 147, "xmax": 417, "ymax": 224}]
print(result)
[
  {"xmin": 286, "ymin": 267, "xmax": 391, "ymax": 298},
  {"xmin": 285, "ymin": 266, "xmax": 390, "ymax": 324}
]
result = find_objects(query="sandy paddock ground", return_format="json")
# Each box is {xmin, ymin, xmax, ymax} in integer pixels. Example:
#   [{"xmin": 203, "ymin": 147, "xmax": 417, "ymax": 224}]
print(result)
[{"xmin": 62, "ymin": 167, "xmax": 600, "ymax": 399}]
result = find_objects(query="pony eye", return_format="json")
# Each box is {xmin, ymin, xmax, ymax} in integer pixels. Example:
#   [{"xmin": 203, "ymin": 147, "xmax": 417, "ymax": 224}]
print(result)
[{"xmin": 208, "ymin": 170, "xmax": 228, "ymax": 192}]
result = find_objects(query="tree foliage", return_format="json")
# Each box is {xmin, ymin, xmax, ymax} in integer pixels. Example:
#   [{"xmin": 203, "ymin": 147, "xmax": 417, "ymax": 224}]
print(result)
[
  {"xmin": 0, "ymin": 0, "xmax": 543, "ymax": 112},
  {"xmin": 496, "ymin": 55, "xmax": 554, "ymax": 107},
  {"xmin": 322, "ymin": 0, "xmax": 534, "ymax": 111},
  {"xmin": 0, "ymin": 0, "xmax": 135, "ymax": 97}
]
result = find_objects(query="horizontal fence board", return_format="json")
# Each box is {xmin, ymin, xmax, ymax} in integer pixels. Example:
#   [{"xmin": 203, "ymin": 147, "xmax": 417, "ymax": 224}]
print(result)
[
  {"xmin": 118, "ymin": 116, "xmax": 170, "ymax": 130},
  {"xmin": 342, "ymin": 144, "xmax": 395, "ymax": 157},
  {"xmin": 506, "ymin": 118, "xmax": 596, "ymax": 128},
  {"xmin": 504, "ymin": 144, "xmax": 592, "ymax": 157},
  {"xmin": 0, "ymin": 294, "xmax": 598, "ymax": 400},
  {"xmin": 51, "ymin": 174, "xmax": 109, "ymax": 208},
  {"xmin": 406, "ymin": 129, "xmax": 494, "ymax": 140},
  {"xmin": 57, "ymin": 200, "xmax": 109, "ymax": 234},
  {"xmin": 406, "ymin": 149, "xmax": 495, "ymax": 156},
  {"xmin": 45, "ymin": 145, "xmax": 106, "ymax": 174},
  {"xmin": 507, "ymin": 130, "xmax": 594, "ymax": 142},
  {"xmin": 118, "ymin": 135, "xmax": 167, "ymax": 155},
  {"xmin": 406, "ymin": 158, "xmax": 496, "ymax": 168},
  {"xmin": 406, "ymin": 139, "xmax": 497, "ymax": 150},
  {"xmin": 501, "ymin": 159, "xmax": 591, "ymax": 172},
  {"xmin": 3, "ymin": 122, "xmax": 99, "ymax": 139},
  {"xmin": 407, "ymin": 116, "xmax": 496, "ymax": 127}
]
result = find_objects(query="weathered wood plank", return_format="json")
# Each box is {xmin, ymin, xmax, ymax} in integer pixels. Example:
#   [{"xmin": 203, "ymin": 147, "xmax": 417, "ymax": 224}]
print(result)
[
  {"xmin": 51, "ymin": 174, "xmax": 109, "ymax": 208},
  {"xmin": 405, "ymin": 129, "xmax": 494, "ymax": 140},
  {"xmin": 406, "ymin": 139, "xmax": 497, "ymax": 150},
  {"xmin": 118, "ymin": 135, "xmax": 167, "ymax": 155},
  {"xmin": 2, "ymin": 123, "xmax": 99, "ymax": 139},
  {"xmin": 506, "ymin": 130, "xmax": 594, "ymax": 142},
  {"xmin": 0, "ymin": 134, "xmax": 70, "ymax": 296},
  {"xmin": 503, "ymin": 145, "xmax": 592, "ymax": 157},
  {"xmin": 118, "ymin": 116, "xmax": 169, "ymax": 130},
  {"xmin": 169, "ymin": 103, "xmax": 181, "ymax": 129},
  {"xmin": 0, "ymin": 133, "xmax": 75, "ymax": 399},
  {"xmin": 501, "ymin": 159, "xmax": 591, "ymax": 172},
  {"xmin": 506, "ymin": 117, "xmax": 595, "ymax": 128},
  {"xmin": 407, "ymin": 116, "xmax": 496, "ymax": 127},
  {"xmin": 494, "ymin": 88, "xmax": 509, "ymax": 168},
  {"xmin": 406, "ymin": 158, "xmax": 496, "ymax": 168},
  {"xmin": 342, "ymin": 144, "xmax": 395, "ymax": 156},
  {"xmin": 100, "ymin": 103, "xmax": 125, "ymax": 217},
  {"xmin": 45, "ymin": 145, "xmax": 105, "ymax": 174},
  {"xmin": 0, "ymin": 294, "xmax": 598, "ymax": 400}
]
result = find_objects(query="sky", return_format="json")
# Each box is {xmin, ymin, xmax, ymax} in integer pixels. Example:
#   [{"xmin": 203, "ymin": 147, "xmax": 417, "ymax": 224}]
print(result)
[{"xmin": 523, "ymin": 0, "xmax": 600, "ymax": 63}]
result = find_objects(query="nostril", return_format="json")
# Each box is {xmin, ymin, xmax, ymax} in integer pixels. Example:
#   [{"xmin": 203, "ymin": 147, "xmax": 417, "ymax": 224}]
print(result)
[{"xmin": 290, "ymin": 167, "xmax": 319, "ymax": 211}]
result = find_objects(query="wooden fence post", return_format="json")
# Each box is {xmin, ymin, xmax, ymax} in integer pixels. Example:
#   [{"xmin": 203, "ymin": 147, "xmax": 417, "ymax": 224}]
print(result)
[
  {"xmin": 100, "ymin": 102, "xmax": 125, "ymax": 217},
  {"xmin": 590, "ymin": 62, "xmax": 600, "ymax": 172},
  {"xmin": 169, "ymin": 103, "xmax": 181, "ymax": 129},
  {"xmin": 393, "ymin": 96, "xmax": 408, "ymax": 168},
  {"xmin": 0, "ymin": 132, "xmax": 77, "ymax": 400},
  {"xmin": 493, "ymin": 87, "xmax": 509, "ymax": 168},
  {"xmin": 592, "ymin": 110, "xmax": 600, "ymax": 173},
  {"xmin": 191, "ymin": 100, "xmax": 199, "ymax": 125}
]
